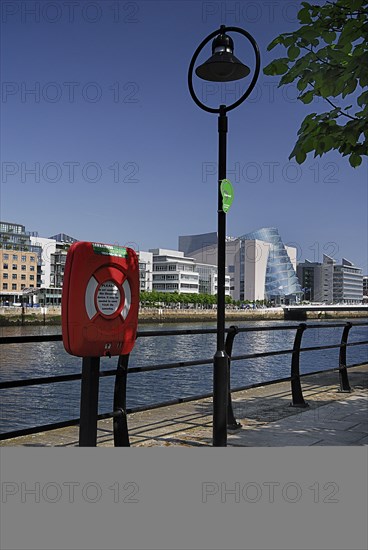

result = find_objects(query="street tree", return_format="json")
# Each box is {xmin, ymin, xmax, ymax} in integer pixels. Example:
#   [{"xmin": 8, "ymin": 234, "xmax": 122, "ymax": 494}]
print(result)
[{"xmin": 264, "ymin": 0, "xmax": 368, "ymax": 167}]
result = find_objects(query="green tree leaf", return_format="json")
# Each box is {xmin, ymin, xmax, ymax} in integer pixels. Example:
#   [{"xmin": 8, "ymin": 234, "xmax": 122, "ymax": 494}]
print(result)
[
  {"xmin": 357, "ymin": 90, "xmax": 368, "ymax": 107},
  {"xmin": 288, "ymin": 45, "xmax": 300, "ymax": 60},
  {"xmin": 349, "ymin": 153, "xmax": 362, "ymax": 167},
  {"xmin": 263, "ymin": 58, "xmax": 290, "ymax": 76},
  {"xmin": 300, "ymin": 90, "xmax": 314, "ymax": 104},
  {"xmin": 263, "ymin": 0, "xmax": 368, "ymax": 168},
  {"xmin": 298, "ymin": 7, "xmax": 312, "ymax": 24},
  {"xmin": 322, "ymin": 31, "xmax": 337, "ymax": 44}
]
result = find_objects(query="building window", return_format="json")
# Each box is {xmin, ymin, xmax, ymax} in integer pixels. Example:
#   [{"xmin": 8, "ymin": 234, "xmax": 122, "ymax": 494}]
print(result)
[
  {"xmin": 21, "ymin": 284, "xmax": 26, "ymax": 289},
  {"xmin": 12, "ymin": 284, "xmax": 17, "ymax": 290},
  {"xmin": 21, "ymin": 255, "xmax": 26, "ymax": 261},
  {"xmin": 3, "ymin": 263, "xmax": 8, "ymax": 270},
  {"xmin": 2, "ymin": 283, "xmax": 8, "ymax": 290},
  {"xmin": 12, "ymin": 264, "xmax": 17, "ymax": 270},
  {"xmin": 153, "ymin": 275, "xmax": 166, "ymax": 281},
  {"xmin": 30, "ymin": 256, "xmax": 35, "ymax": 262},
  {"xmin": 30, "ymin": 266, "xmax": 35, "ymax": 272},
  {"xmin": 21, "ymin": 265, "xmax": 26, "ymax": 271},
  {"xmin": 30, "ymin": 284, "xmax": 34, "ymax": 288},
  {"xmin": 30, "ymin": 275, "xmax": 34, "ymax": 281},
  {"xmin": 13, "ymin": 254, "xmax": 18, "ymax": 260},
  {"xmin": 12, "ymin": 274, "xmax": 17, "ymax": 280},
  {"xmin": 3, "ymin": 273, "xmax": 8, "ymax": 279},
  {"xmin": 3, "ymin": 254, "xmax": 9, "ymax": 260},
  {"xmin": 21, "ymin": 274, "xmax": 26, "ymax": 280}
]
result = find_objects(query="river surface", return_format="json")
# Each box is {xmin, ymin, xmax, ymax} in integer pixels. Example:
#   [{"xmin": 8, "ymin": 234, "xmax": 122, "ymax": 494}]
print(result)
[{"xmin": 1, "ymin": 320, "xmax": 367, "ymax": 434}]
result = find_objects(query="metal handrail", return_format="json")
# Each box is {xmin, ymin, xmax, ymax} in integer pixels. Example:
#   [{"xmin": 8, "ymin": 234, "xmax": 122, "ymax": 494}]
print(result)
[
  {"xmin": 1, "ymin": 340, "xmax": 366, "ymax": 391},
  {"xmin": 1, "ymin": 320, "xmax": 366, "ymax": 345},
  {"xmin": 0, "ymin": 321, "xmax": 367, "ymax": 442}
]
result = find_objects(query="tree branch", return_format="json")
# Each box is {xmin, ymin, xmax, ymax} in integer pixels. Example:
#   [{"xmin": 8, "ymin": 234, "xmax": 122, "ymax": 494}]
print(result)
[
  {"xmin": 325, "ymin": 0, "xmax": 368, "ymax": 14},
  {"xmin": 301, "ymin": 45, "xmax": 345, "ymax": 70},
  {"xmin": 324, "ymin": 96, "xmax": 359, "ymax": 120}
]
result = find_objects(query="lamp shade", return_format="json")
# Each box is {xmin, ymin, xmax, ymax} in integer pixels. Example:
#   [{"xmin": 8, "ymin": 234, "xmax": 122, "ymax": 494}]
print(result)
[{"xmin": 195, "ymin": 32, "xmax": 250, "ymax": 82}]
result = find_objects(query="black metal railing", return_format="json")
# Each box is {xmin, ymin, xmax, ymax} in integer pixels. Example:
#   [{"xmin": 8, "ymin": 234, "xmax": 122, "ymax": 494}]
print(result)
[{"xmin": 0, "ymin": 321, "xmax": 367, "ymax": 444}]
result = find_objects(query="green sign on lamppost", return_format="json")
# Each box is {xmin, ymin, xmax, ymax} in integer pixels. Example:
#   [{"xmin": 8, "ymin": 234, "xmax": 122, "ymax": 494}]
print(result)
[
  {"xmin": 188, "ymin": 26, "xmax": 260, "ymax": 446},
  {"xmin": 220, "ymin": 179, "xmax": 234, "ymax": 213}
]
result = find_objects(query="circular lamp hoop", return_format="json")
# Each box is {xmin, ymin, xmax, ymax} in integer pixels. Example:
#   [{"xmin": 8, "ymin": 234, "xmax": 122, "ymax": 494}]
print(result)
[{"xmin": 188, "ymin": 26, "xmax": 261, "ymax": 114}]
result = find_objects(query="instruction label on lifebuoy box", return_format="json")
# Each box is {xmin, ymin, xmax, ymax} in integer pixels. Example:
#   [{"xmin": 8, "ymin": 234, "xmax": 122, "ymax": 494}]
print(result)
[
  {"xmin": 96, "ymin": 282, "xmax": 121, "ymax": 315},
  {"xmin": 62, "ymin": 241, "xmax": 139, "ymax": 357}
]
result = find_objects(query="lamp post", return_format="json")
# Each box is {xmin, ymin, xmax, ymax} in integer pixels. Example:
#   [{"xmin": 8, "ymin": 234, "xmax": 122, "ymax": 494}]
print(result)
[{"xmin": 188, "ymin": 26, "xmax": 260, "ymax": 446}]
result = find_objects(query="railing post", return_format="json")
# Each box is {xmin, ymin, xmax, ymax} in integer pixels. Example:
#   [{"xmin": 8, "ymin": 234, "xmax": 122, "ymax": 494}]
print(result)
[
  {"xmin": 338, "ymin": 322, "xmax": 352, "ymax": 393},
  {"xmin": 79, "ymin": 356, "xmax": 100, "ymax": 446},
  {"xmin": 113, "ymin": 354, "xmax": 130, "ymax": 446},
  {"xmin": 290, "ymin": 323, "xmax": 309, "ymax": 407},
  {"xmin": 225, "ymin": 325, "xmax": 242, "ymax": 430}
]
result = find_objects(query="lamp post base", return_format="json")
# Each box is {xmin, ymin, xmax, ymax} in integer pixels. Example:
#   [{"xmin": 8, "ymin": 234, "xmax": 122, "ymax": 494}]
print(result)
[{"xmin": 213, "ymin": 350, "xmax": 229, "ymax": 446}]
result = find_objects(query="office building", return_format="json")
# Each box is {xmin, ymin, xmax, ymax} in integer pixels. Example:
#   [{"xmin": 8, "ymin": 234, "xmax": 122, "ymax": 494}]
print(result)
[
  {"xmin": 150, "ymin": 249, "xmax": 199, "ymax": 294},
  {"xmin": 363, "ymin": 276, "xmax": 368, "ymax": 297},
  {"xmin": 240, "ymin": 228, "xmax": 302, "ymax": 303},
  {"xmin": 297, "ymin": 255, "xmax": 335, "ymax": 303},
  {"xmin": 179, "ymin": 232, "xmax": 218, "ymax": 257},
  {"xmin": 297, "ymin": 255, "xmax": 363, "ymax": 304},
  {"xmin": 138, "ymin": 251, "xmax": 153, "ymax": 292},
  {"xmin": 333, "ymin": 258, "xmax": 363, "ymax": 304},
  {"xmin": 179, "ymin": 228, "xmax": 301, "ymax": 303},
  {"xmin": 297, "ymin": 260, "xmax": 321, "ymax": 301},
  {"xmin": 195, "ymin": 262, "xmax": 231, "ymax": 296}
]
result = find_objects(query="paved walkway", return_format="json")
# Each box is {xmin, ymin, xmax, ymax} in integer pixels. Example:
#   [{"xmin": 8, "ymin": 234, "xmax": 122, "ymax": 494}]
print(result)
[{"xmin": 1, "ymin": 365, "xmax": 367, "ymax": 447}]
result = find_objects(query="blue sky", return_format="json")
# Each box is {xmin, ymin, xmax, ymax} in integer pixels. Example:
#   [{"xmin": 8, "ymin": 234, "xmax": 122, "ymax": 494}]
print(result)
[{"xmin": 1, "ymin": 0, "xmax": 367, "ymax": 272}]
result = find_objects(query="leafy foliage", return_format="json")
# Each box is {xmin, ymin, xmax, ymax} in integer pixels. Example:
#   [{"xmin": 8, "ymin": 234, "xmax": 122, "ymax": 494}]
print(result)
[
  {"xmin": 264, "ymin": 0, "xmax": 368, "ymax": 167},
  {"xmin": 139, "ymin": 291, "xmax": 268, "ymax": 308}
]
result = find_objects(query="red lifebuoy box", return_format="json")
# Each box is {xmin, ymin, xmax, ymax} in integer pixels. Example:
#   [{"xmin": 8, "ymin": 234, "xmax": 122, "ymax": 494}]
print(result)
[{"xmin": 62, "ymin": 242, "xmax": 139, "ymax": 357}]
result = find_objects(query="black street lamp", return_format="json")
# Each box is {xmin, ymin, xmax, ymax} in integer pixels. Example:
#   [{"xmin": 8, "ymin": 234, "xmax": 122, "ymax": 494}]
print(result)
[{"xmin": 188, "ymin": 25, "xmax": 260, "ymax": 446}]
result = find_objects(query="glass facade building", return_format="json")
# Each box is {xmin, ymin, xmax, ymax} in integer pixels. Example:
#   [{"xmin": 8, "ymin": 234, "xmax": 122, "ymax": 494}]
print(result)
[
  {"xmin": 178, "ymin": 232, "xmax": 217, "ymax": 257},
  {"xmin": 241, "ymin": 227, "xmax": 302, "ymax": 303}
]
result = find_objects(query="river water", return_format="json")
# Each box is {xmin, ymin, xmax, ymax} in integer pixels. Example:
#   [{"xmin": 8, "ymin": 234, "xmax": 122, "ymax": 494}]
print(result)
[{"xmin": 1, "ymin": 320, "xmax": 367, "ymax": 434}]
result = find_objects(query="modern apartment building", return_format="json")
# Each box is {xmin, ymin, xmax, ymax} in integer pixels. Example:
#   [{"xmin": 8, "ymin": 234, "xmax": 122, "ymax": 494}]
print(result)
[
  {"xmin": 0, "ymin": 248, "xmax": 38, "ymax": 298},
  {"xmin": 30, "ymin": 236, "xmax": 57, "ymax": 287},
  {"xmin": 49, "ymin": 233, "xmax": 78, "ymax": 288},
  {"xmin": 0, "ymin": 221, "xmax": 42, "ymax": 304}
]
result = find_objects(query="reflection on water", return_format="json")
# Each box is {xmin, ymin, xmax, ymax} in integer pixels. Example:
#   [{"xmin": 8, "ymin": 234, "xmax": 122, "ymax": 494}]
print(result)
[{"xmin": 1, "ymin": 320, "xmax": 367, "ymax": 433}]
